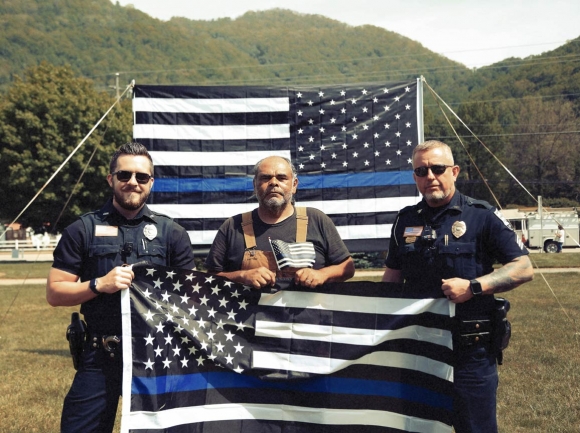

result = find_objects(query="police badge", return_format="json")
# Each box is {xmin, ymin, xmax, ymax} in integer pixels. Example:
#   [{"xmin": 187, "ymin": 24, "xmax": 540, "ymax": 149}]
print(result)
[
  {"xmin": 451, "ymin": 221, "xmax": 467, "ymax": 238},
  {"xmin": 143, "ymin": 224, "xmax": 157, "ymax": 240}
]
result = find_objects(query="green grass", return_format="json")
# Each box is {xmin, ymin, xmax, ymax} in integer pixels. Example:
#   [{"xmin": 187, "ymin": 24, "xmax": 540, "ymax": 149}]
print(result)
[
  {"xmin": 0, "ymin": 262, "xmax": 53, "ymax": 279},
  {"xmin": 0, "ymin": 250, "xmax": 578, "ymax": 280},
  {"xmin": 1, "ymin": 267, "xmax": 579, "ymax": 432}
]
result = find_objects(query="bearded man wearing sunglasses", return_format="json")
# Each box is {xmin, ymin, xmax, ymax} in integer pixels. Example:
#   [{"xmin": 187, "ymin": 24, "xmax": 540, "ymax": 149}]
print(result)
[
  {"xmin": 47, "ymin": 142, "xmax": 195, "ymax": 433},
  {"xmin": 382, "ymin": 140, "xmax": 533, "ymax": 433}
]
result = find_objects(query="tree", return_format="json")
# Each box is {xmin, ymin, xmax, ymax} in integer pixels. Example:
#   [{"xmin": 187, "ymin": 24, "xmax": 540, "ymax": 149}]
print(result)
[
  {"xmin": 507, "ymin": 98, "xmax": 580, "ymax": 205},
  {"xmin": 453, "ymin": 100, "xmax": 512, "ymax": 206},
  {"xmin": 0, "ymin": 62, "xmax": 132, "ymax": 232}
]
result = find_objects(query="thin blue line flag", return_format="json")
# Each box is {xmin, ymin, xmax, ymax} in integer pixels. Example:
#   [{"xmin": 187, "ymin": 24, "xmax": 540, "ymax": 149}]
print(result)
[{"xmin": 120, "ymin": 263, "xmax": 454, "ymax": 433}]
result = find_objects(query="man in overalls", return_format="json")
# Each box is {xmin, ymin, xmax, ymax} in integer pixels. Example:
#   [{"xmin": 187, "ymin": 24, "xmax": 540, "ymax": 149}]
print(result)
[{"xmin": 205, "ymin": 156, "xmax": 355, "ymax": 289}]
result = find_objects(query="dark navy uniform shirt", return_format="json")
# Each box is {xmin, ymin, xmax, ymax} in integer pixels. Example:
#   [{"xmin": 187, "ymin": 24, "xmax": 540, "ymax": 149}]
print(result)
[
  {"xmin": 52, "ymin": 199, "xmax": 195, "ymax": 334},
  {"xmin": 385, "ymin": 192, "xmax": 528, "ymax": 318}
]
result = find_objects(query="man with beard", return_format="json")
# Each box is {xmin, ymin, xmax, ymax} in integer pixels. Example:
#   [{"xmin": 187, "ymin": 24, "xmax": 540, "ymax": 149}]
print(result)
[
  {"xmin": 382, "ymin": 140, "xmax": 533, "ymax": 433},
  {"xmin": 205, "ymin": 156, "xmax": 354, "ymax": 289},
  {"xmin": 46, "ymin": 142, "xmax": 195, "ymax": 433}
]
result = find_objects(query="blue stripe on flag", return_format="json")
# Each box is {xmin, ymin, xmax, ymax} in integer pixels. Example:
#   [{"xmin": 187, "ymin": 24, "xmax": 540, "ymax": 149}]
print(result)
[
  {"xmin": 152, "ymin": 171, "xmax": 415, "ymax": 193},
  {"xmin": 131, "ymin": 371, "xmax": 453, "ymax": 411}
]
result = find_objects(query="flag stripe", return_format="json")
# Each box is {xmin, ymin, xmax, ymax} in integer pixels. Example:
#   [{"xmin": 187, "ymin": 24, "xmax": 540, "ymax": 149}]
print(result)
[
  {"xmin": 252, "ymin": 349, "xmax": 452, "ymax": 379},
  {"xmin": 134, "ymin": 124, "xmax": 290, "ymax": 141},
  {"xmin": 151, "ymin": 150, "xmax": 292, "ymax": 167},
  {"xmin": 257, "ymin": 290, "xmax": 451, "ymax": 316},
  {"xmin": 151, "ymin": 170, "xmax": 414, "ymax": 191},
  {"xmin": 255, "ymin": 321, "xmax": 451, "ymax": 347},
  {"xmin": 124, "ymin": 402, "xmax": 452, "ymax": 433},
  {"xmin": 148, "ymin": 196, "xmax": 419, "ymax": 218},
  {"xmin": 133, "ymin": 96, "xmax": 290, "ymax": 113},
  {"xmin": 149, "ymin": 184, "xmax": 417, "ymax": 204}
]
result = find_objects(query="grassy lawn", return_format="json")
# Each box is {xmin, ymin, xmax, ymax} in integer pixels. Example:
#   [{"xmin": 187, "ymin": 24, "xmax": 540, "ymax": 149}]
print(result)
[
  {"xmin": 0, "ymin": 250, "xmax": 578, "ymax": 280},
  {"xmin": 0, "ymin": 260, "xmax": 579, "ymax": 432}
]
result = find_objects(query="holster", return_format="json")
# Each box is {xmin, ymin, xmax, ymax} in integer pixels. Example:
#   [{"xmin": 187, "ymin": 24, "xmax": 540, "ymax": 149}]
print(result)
[
  {"xmin": 66, "ymin": 312, "xmax": 87, "ymax": 370},
  {"xmin": 491, "ymin": 297, "xmax": 512, "ymax": 365}
]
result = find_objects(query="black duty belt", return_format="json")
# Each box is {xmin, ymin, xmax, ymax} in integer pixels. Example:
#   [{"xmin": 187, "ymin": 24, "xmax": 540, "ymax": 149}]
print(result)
[
  {"xmin": 455, "ymin": 318, "xmax": 492, "ymax": 348},
  {"xmin": 88, "ymin": 333, "xmax": 122, "ymax": 358}
]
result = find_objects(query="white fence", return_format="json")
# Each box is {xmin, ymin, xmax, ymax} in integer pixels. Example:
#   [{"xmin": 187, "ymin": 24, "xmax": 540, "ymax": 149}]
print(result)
[{"xmin": 0, "ymin": 235, "xmax": 60, "ymax": 252}]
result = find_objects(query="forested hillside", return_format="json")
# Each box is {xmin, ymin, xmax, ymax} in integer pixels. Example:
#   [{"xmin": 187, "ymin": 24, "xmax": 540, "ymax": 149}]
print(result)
[
  {"xmin": 0, "ymin": 0, "xmax": 579, "ymax": 231},
  {"xmin": 0, "ymin": 0, "xmax": 475, "ymax": 97}
]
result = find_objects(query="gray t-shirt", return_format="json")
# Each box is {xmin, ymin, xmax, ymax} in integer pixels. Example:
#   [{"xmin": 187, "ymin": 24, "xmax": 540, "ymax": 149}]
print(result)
[{"xmin": 205, "ymin": 207, "xmax": 351, "ymax": 272}]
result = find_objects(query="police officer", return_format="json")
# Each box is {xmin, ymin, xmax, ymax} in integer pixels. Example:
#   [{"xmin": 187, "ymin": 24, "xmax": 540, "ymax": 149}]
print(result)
[
  {"xmin": 382, "ymin": 140, "xmax": 534, "ymax": 433},
  {"xmin": 46, "ymin": 142, "xmax": 195, "ymax": 433}
]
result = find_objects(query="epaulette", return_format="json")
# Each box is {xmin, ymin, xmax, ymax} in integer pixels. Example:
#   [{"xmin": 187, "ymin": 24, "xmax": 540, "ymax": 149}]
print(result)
[
  {"xmin": 398, "ymin": 204, "xmax": 418, "ymax": 215},
  {"xmin": 465, "ymin": 196, "xmax": 494, "ymax": 210}
]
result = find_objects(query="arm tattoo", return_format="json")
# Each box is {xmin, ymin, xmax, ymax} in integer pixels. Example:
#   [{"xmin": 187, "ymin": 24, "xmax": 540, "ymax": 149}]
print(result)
[{"xmin": 485, "ymin": 256, "xmax": 534, "ymax": 294}]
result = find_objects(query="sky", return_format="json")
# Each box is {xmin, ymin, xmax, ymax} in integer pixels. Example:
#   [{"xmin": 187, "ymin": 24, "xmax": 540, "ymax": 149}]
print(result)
[{"xmin": 112, "ymin": 0, "xmax": 580, "ymax": 69}]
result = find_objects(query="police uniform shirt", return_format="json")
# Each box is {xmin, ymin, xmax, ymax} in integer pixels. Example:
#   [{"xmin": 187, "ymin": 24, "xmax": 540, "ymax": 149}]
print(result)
[
  {"xmin": 385, "ymin": 192, "xmax": 528, "ymax": 317},
  {"xmin": 52, "ymin": 199, "xmax": 195, "ymax": 333}
]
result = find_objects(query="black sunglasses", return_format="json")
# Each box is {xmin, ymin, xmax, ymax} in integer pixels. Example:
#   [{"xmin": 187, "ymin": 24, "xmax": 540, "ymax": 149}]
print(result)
[
  {"xmin": 413, "ymin": 165, "xmax": 454, "ymax": 177},
  {"xmin": 111, "ymin": 170, "xmax": 153, "ymax": 184}
]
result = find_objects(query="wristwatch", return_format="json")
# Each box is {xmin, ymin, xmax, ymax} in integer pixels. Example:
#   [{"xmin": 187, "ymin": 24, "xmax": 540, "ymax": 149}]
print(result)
[
  {"xmin": 89, "ymin": 278, "xmax": 100, "ymax": 295},
  {"xmin": 469, "ymin": 279, "xmax": 483, "ymax": 296}
]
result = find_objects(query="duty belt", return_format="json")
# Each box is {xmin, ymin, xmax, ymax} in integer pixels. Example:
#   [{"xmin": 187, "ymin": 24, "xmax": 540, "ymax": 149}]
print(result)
[
  {"xmin": 455, "ymin": 318, "xmax": 492, "ymax": 348},
  {"xmin": 89, "ymin": 334, "xmax": 122, "ymax": 358}
]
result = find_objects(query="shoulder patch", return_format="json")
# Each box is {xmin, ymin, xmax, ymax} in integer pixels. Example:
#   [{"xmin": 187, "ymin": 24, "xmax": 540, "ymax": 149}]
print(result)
[{"xmin": 493, "ymin": 209, "xmax": 514, "ymax": 231}]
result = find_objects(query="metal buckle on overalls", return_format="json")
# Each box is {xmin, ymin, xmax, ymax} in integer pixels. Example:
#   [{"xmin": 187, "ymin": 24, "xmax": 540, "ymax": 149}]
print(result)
[{"xmin": 102, "ymin": 335, "xmax": 121, "ymax": 354}]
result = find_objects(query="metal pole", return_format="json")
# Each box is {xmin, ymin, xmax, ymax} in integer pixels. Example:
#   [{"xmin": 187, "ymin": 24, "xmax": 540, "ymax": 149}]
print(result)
[
  {"xmin": 115, "ymin": 73, "xmax": 120, "ymax": 99},
  {"xmin": 538, "ymin": 196, "xmax": 543, "ymax": 253}
]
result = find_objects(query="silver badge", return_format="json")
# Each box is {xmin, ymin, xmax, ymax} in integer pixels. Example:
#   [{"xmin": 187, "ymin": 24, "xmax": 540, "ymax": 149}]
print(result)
[
  {"xmin": 143, "ymin": 224, "xmax": 157, "ymax": 241},
  {"xmin": 451, "ymin": 221, "xmax": 467, "ymax": 238}
]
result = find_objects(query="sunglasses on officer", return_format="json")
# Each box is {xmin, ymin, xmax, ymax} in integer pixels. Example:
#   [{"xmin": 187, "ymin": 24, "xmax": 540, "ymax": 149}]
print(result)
[
  {"xmin": 413, "ymin": 164, "xmax": 454, "ymax": 177},
  {"xmin": 111, "ymin": 170, "xmax": 153, "ymax": 184}
]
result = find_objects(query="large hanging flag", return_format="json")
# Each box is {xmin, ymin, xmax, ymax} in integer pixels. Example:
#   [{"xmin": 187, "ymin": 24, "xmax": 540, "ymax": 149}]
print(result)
[
  {"xmin": 132, "ymin": 80, "xmax": 423, "ymax": 250},
  {"xmin": 120, "ymin": 263, "xmax": 454, "ymax": 433}
]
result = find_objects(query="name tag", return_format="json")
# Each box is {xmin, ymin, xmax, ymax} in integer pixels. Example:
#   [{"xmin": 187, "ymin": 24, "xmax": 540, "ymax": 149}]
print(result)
[{"xmin": 95, "ymin": 225, "xmax": 118, "ymax": 237}]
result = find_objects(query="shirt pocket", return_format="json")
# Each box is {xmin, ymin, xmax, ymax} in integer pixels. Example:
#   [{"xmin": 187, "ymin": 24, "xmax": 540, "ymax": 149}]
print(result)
[
  {"xmin": 438, "ymin": 242, "xmax": 477, "ymax": 279},
  {"xmin": 137, "ymin": 239, "xmax": 167, "ymax": 265},
  {"xmin": 88, "ymin": 242, "xmax": 120, "ymax": 277}
]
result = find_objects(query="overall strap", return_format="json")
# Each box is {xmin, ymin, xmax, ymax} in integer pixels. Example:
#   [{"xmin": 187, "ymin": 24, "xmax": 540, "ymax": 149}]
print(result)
[
  {"xmin": 241, "ymin": 208, "xmax": 309, "ymax": 247},
  {"xmin": 295, "ymin": 207, "xmax": 308, "ymax": 243},
  {"xmin": 241, "ymin": 212, "xmax": 256, "ymax": 249}
]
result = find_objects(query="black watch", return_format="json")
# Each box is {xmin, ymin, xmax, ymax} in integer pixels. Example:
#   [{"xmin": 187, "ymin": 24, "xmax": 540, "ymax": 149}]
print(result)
[
  {"xmin": 469, "ymin": 279, "xmax": 482, "ymax": 296},
  {"xmin": 89, "ymin": 278, "xmax": 100, "ymax": 295}
]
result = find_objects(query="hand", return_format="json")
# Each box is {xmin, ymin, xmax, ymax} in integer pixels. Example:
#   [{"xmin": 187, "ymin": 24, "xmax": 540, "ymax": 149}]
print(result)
[
  {"xmin": 240, "ymin": 267, "xmax": 276, "ymax": 289},
  {"xmin": 97, "ymin": 266, "xmax": 135, "ymax": 293},
  {"xmin": 295, "ymin": 268, "xmax": 324, "ymax": 288},
  {"xmin": 441, "ymin": 278, "xmax": 473, "ymax": 304}
]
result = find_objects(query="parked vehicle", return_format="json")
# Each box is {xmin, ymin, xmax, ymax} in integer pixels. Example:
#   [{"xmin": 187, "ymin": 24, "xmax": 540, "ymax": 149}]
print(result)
[{"xmin": 499, "ymin": 207, "xmax": 579, "ymax": 253}]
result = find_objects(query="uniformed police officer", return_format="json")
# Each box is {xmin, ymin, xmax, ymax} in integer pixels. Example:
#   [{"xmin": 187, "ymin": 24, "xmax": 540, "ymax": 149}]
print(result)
[
  {"xmin": 46, "ymin": 142, "xmax": 195, "ymax": 433},
  {"xmin": 382, "ymin": 140, "xmax": 534, "ymax": 433}
]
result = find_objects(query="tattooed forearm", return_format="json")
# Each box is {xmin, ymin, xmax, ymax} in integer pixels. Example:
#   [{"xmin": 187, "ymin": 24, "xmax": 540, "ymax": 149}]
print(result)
[{"xmin": 484, "ymin": 256, "xmax": 534, "ymax": 294}]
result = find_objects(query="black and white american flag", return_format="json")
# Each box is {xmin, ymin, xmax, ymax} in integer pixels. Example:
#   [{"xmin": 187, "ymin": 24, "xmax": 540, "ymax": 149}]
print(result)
[
  {"xmin": 132, "ymin": 80, "xmax": 423, "ymax": 251},
  {"xmin": 269, "ymin": 238, "xmax": 316, "ymax": 269},
  {"xmin": 120, "ymin": 263, "xmax": 454, "ymax": 433}
]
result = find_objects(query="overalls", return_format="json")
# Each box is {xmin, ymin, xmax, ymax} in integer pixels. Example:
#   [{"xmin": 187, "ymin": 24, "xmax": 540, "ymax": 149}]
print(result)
[{"xmin": 240, "ymin": 207, "xmax": 308, "ymax": 278}]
